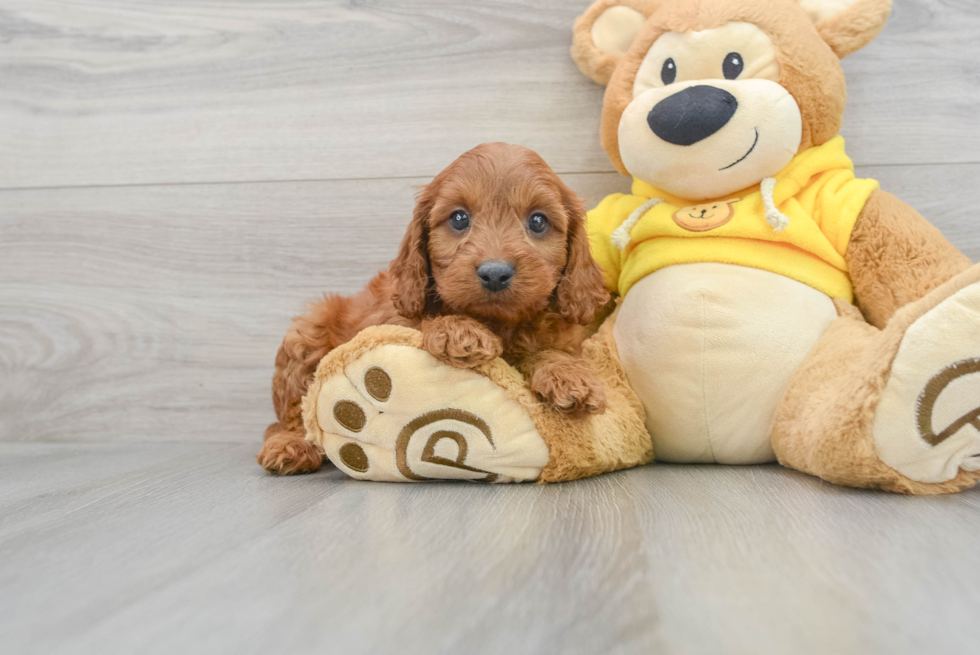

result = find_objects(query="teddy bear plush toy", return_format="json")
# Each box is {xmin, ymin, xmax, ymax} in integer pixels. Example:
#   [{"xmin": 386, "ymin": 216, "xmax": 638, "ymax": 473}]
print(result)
[{"xmin": 301, "ymin": 0, "xmax": 980, "ymax": 494}]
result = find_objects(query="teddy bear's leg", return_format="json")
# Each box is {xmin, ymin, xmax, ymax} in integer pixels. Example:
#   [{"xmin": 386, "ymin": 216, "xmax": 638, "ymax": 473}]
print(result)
[
  {"xmin": 301, "ymin": 320, "xmax": 651, "ymax": 483},
  {"xmin": 302, "ymin": 325, "xmax": 550, "ymax": 483},
  {"xmin": 536, "ymin": 305, "xmax": 653, "ymax": 482},
  {"xmin": 847, "ymin": 190, "xmax": 974, "ymax": 328},
  {"xmin": 771, "ymin": 265, "xmax": 980, "ymax": 494}
]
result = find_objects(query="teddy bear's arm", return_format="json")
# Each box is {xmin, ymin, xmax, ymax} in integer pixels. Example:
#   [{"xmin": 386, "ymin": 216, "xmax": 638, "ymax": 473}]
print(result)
[
  {"xmin": 587, "ymin": 193, "xmax": 649, "ymax": 295},
  {"xmin": 845, "ymin": 189, "xmax": 973, "ymax": 328}
]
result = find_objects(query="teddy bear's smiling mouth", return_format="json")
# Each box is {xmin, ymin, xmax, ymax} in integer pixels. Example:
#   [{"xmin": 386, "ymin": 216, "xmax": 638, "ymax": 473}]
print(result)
[{"xmin": 719, "ymin": 128, "xmax": 760, "ymax": 171}]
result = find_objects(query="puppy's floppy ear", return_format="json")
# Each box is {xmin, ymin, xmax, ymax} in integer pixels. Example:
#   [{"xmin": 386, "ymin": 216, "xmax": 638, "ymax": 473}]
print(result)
[
  {"xmin": 391, "ymin": 184, "xmax": 435, "ymax": 319},
  {"xmin": 799, "ymin": 0, "xmax": 892, "ymax": 58},
  {"xmin": 556, "ymin": 183, "xmax": 611, "ymax": 325},
  {"xmin": 571, "ymin": 0, "xmax": 659, "ymax": 85}
]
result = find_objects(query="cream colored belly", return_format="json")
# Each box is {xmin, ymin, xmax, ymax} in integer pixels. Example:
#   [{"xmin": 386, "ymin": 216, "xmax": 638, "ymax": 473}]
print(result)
[{"xmin": 613, "ymin": 263, "xmax": 838, "ymax": 464}]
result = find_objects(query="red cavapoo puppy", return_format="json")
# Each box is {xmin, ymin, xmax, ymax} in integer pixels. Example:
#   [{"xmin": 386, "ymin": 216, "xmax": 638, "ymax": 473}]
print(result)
[{"xmin": 258, "ymin": 143, "xmax": 611, "ymax": 475}]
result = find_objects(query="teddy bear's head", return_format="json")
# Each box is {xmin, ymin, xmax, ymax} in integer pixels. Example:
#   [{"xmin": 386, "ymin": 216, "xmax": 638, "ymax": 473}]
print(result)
[{"xmin": 572, "ymin": 0, "xmax": 891, "ymax": 200}]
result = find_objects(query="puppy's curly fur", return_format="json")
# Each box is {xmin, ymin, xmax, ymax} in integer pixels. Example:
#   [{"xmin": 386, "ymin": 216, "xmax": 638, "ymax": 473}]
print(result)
[{"xmin": 258, "ymin": 143, "xmax": 610, "ymax": 475}]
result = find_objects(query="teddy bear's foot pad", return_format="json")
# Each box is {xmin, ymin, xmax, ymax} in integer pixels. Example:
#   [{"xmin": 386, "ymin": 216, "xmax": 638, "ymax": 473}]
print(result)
[
  {"xmin": 874, "ymin": 277, "xmax": 980, "ymax": 483},
  {"xmin": 305, "ymin": 340, "xmax": 550, "ymax": 483}
]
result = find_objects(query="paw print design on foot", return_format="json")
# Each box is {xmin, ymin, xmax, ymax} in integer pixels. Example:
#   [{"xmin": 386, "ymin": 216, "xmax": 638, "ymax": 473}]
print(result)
[
  {"xmin": 874, "ymin": 275, "xmax": 980, "ymax": 483},
  {"xmin": 302, "ymin": 328, "xmax": 551, "ymax": 483}
]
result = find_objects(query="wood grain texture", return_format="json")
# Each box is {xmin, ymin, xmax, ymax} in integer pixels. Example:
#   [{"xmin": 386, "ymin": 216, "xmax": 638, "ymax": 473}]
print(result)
[
  {"xmin": 0, "ymin": 442, "xmax": 977, "ymax": 655},
  {"xmin": 2, "ymin": 165, "xmax": 977, "ymax": 444},
  {"xmin": 1, "ymin": 0, "xmax": 979, "ymax": 189}
]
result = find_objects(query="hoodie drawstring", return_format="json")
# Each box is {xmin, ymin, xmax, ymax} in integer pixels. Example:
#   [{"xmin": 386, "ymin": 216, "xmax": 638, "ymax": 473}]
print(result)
[
  {"xmin": 613, "ymin": 178, "xmax": 789, "ymax": 250},
  {"xmin": 761, "ymin": 177, "xmax": 790, "ymax": 232},
  {"xmin": 612, "ymin": 198, "xmax": 663, "ymax": 250}
]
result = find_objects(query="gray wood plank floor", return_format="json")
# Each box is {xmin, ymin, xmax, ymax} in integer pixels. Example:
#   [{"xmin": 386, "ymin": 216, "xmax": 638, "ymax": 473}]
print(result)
[
  {"xmin": 2, "ymin": 442, "xmax": 978, "ymax": 655},
  {"xmin": 2, "ymin": 0, "xmax": 979, "ymax": 652}
]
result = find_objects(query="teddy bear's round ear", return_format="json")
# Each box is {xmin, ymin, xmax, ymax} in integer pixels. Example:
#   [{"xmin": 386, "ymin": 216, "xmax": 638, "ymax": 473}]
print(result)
[
  {"xmin": 571, "ymin": 0, "xmax": 660, "ymax": 86},
  {"xmin": 799, "ymin": 0, "xmax": 892, "ymax": 58}
]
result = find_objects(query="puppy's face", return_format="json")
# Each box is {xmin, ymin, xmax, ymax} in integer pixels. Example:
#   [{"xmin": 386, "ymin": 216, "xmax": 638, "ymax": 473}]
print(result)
[
  {"xmin": 391, "ymin": 142, "xmax": 608, "ymax": 326},
  {"xmin": 425, "ymin": 145, "xmax": 572, "ymax": 323}
]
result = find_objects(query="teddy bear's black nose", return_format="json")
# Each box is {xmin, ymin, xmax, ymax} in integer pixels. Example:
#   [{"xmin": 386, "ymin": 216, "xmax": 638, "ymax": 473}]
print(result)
[{"xmin": 647, "ymin": 85, "xmax": 738, "ymax": 146}]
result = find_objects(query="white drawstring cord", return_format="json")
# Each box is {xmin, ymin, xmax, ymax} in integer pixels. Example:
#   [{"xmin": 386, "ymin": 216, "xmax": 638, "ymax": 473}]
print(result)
[
  {"xmin": 614, "ymin": 179, "xmax": 787, "ymax": 247},
  {"xmin": 612, "ymin": 198, "xmax": 663, "ymax": 250},
  {"xmin": 761, "ymin": 177, "xmax": 790, "ymax": 232}
]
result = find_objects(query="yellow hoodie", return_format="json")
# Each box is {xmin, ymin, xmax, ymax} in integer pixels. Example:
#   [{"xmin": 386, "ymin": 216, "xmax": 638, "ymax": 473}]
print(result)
[{"xmin": 587, "ymin": 136, "xmax": 879, "ymax": 302}]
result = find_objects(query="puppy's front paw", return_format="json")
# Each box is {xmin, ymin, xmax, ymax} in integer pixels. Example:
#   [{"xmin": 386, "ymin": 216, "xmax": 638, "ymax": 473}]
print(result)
[
  {"xmin": 529, "ymin": 360, "xmax": 607, "ymax": 417},
  {"xmin": 421, "ymin": 316, "xmax": 503, "ymax": 369}
]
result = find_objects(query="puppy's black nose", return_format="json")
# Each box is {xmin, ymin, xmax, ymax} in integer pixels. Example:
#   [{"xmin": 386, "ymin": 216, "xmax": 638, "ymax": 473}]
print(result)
[
  {"xmin": 647, "ymin": 85, "xmax": 738, "ymax": 146},
  {"xmin": 476, "ymin": 260, "xmax": 515, "ymax": 292}
]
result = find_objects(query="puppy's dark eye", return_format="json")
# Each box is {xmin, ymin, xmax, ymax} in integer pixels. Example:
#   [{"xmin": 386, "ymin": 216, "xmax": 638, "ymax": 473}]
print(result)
[
  {"xmin": 449, "ymin": 210, "xmax": 470, "ymax": 231},
  {"xmin": 661, "ymin": 58, "xmax": 677, "ymax": 85},
  {"xmin": 723, "ymin": 52, "xmax": 743, "ymax": 80},
  {"xmin": 527, "ymin": 213, "xmax": 548, "ymax": 234}
]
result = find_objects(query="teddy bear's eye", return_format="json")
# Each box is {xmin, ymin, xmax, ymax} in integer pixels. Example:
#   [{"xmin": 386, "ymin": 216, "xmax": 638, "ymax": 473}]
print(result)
[
  {"xmin": 661, "ymin": 58, "xmax": 677, "ymax": 85},
  {"xmin": 723, "ymin": 52, "xmax": 744, "ymax": 80}
]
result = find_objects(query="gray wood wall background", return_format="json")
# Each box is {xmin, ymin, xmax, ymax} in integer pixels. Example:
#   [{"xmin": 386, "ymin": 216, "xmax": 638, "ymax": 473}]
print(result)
[{"xmin": 2, "ymin": 0, "xmax": 979, "ymax": 446}]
